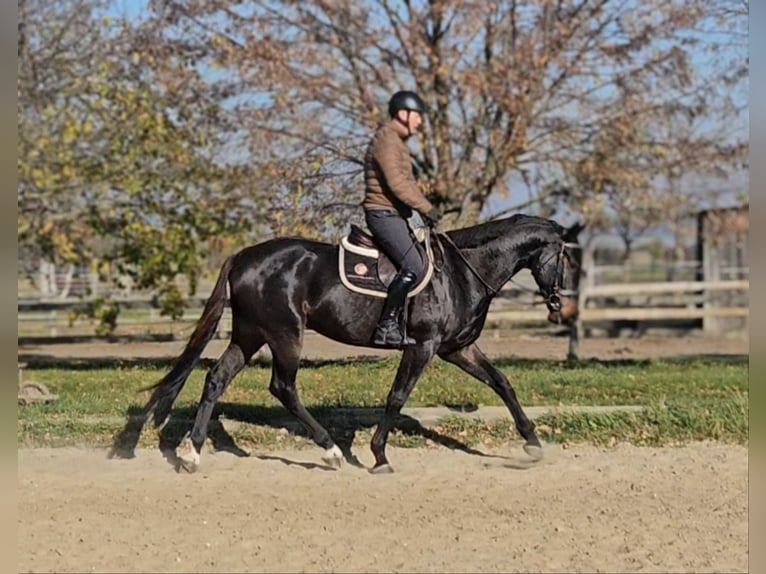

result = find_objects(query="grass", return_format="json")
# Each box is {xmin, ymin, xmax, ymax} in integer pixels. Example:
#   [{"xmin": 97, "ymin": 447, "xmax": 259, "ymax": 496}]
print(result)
[{"xmin": 17, "ymin": 355, "xmax": 748, "ymax": 450}]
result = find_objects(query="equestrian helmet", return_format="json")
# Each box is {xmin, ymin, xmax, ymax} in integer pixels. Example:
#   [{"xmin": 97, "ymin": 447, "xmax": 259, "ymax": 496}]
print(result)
[{"xmin": 388, "ymin": 90, "xmax": 426, "ymax": 117}]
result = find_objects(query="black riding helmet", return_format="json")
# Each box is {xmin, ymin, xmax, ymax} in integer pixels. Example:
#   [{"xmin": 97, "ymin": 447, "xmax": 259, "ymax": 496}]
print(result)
[{"xmin": 388, "ymin": 90, "xmax": 426, "ymax": 117}]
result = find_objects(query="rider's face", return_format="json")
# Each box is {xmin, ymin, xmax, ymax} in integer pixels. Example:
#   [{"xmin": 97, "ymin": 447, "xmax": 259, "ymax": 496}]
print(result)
[{"xmin": 397, "ymin": 110, "xmax": 423, "ymax": 133}]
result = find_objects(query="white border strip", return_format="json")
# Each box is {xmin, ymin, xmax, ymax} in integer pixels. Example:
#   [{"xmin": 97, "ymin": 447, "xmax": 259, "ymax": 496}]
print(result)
[{"xmin": 340, "ymin": 237, "xmax": 379, "ymax": 258}]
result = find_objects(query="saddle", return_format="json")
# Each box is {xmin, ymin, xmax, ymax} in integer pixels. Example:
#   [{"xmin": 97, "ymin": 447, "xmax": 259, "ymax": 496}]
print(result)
[{"xmin": 338, "ymin": 225, "xmax": 435, "ymax": 298}]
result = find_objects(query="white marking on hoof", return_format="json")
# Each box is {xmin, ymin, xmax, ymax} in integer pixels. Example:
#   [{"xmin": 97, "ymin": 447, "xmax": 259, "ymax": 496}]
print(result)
[
  {"xmin": 176, "ymin": 437, "xmax": 200, "ymax": 473},
  {"xmin": 321, "ymin": 445, "xmax": 344, "ymax": 469},
  {"xmin": 369, "ymin": 464, "xmax": 395, "ymax": 475},
  {"xmin": 523, "ymin": 444, "xmax": 544, "ymax": 461}
]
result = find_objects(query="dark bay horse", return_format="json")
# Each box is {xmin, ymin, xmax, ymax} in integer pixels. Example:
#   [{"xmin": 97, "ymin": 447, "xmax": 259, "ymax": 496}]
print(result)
[{"xmin": 140, "ymin": 214, "xmax": 582, "ymax": 473}]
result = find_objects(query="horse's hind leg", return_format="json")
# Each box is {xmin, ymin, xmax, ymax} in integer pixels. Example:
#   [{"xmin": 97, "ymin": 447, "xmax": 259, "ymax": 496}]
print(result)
[
  {"xmin": 268, "ymin": 342, "xmax": 344, "ymax": 468},
  {"xmin": 176, "ymin": 337, "xmax": 262, "ymax": 472},
  {"xmin": 438, "ymin": 343, "xmax": 542, "ymax": 460}
]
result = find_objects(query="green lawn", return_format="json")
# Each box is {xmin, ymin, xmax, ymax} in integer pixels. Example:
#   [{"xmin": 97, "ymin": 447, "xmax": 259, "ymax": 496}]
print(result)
[{"xmin": 18, "ymin": 355, "xmax": 748, "ymax": 449}]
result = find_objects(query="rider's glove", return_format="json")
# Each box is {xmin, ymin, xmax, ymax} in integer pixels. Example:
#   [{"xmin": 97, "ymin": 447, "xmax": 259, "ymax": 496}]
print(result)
[{"xmin": 424, "ymin": 208, "xmax": 442, "ymax": 227}]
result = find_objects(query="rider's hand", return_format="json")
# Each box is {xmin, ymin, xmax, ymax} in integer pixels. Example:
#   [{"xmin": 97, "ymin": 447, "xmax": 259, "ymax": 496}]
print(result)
[{"xmin": 424, "ymin": 207, "xmax": 441, "ymax": 227}]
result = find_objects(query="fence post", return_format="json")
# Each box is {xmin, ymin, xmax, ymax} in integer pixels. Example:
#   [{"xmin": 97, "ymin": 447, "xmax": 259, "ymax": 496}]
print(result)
[
  {"xmin": 567, "ymin": 321, "xmax": 580, "ymax": 361},
  {"xmin": 568, "ymin": 244, "xmax": 594, "ymax": 360},
  {"xmin": 48, "ymin": 311, "xmax": 57, "ymax": 337},
  {"xmin": 89, "ymin": 265, "xmax": 99, "ymax": 297},
  {"xmin": 568, "ymin": 282, "xmax": 586, "ymax": 360}
]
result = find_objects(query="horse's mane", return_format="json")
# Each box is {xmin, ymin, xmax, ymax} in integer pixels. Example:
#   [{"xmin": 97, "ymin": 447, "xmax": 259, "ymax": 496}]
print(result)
[{"xmin": 446, "ymin": 214, "xmax": 563, "ymax": 249}]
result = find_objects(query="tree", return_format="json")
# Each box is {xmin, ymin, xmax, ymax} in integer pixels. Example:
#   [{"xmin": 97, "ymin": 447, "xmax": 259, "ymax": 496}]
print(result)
[
  {"xmin": 18, "ymin": 0, "xmax": 748, "ymax": 310},
  {"xmin": 551, "ymin": 1, "xmax": 748, "ymax": 258},
  {"xmin": 137, "ymin": 0, "xmax": 748, "ymax": 229},
  {"xmin": 18, "ymin": 0, "xmax": 263, "ymax": 312}
]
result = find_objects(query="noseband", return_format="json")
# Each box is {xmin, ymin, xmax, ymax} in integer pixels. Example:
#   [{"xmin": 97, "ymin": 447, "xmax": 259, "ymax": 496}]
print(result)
[{"xmin": 545, "ymin": 241, "xmax": 581, "ymax": 312}]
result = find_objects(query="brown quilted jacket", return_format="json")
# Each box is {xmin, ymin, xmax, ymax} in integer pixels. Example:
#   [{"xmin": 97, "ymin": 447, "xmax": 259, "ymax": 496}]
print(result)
[{"xmin": 362, "ymin": 120, "xmax": 434, "ymax": 215}]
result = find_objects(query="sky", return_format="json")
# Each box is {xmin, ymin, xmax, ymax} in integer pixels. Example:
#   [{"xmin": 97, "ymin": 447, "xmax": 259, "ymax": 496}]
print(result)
[{"xmin": 105, "ymin": 0, "xmax": 148, "ymax": 20}]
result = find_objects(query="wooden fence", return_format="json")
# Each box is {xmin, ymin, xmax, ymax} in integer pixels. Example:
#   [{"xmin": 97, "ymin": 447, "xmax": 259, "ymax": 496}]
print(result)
[{"xmin": 17, "ymin": 278, "xmax": 748, "ymax": 344}]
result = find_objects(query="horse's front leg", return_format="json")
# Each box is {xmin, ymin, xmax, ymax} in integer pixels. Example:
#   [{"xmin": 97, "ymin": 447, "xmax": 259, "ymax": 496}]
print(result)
[
  {"xmin": 438, "ymin": 343, "xmax": 542, "ymax": 460},
  {"xmin": 370, "ymin": 343, "xmax": 436, "ymax": 474}
]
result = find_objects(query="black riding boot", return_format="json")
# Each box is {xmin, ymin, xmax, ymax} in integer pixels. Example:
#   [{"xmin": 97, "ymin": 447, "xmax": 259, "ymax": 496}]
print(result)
[{"xmin": 374, "ymin": 270, "xmax": 417, "ymax": 347}]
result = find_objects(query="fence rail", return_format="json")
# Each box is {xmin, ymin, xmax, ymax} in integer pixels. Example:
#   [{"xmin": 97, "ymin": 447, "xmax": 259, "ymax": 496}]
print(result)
[
  {"xmin": 17, "ymin": 278, "xmax": 748, "ymax": 342},
  {"xmin": 583, "ymin": 280, "xmax": 749, "ymax": 297}
]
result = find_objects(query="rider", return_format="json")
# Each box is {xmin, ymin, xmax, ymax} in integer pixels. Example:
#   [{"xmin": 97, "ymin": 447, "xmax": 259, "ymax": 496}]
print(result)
[{"xmin": 363, "ymin": 90, "xmax": 441, "ymax": 347}]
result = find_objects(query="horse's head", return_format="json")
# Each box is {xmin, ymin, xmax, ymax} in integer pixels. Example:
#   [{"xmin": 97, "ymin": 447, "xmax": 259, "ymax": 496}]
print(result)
[{"xmin": 532, "ymin": 222, "xmax": 584, "ymax": 325}]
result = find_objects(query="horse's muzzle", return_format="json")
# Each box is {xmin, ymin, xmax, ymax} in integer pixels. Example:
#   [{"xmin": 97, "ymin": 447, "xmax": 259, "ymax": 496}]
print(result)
[{"xmin": 547, "ymin": 296, "xmax": 578, "ymax": 325}]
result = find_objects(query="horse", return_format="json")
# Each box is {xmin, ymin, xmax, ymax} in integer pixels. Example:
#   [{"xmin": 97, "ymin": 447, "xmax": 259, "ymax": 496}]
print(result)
[{"xmin": 139, "ymin": 213, "xmax": 583, "ymax": 473}]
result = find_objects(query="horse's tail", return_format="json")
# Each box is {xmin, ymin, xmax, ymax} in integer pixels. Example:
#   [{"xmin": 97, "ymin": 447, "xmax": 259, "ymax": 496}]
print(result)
[{"xmin": 140, "ymin": 254, "xmax": 235, "ymax": 425}]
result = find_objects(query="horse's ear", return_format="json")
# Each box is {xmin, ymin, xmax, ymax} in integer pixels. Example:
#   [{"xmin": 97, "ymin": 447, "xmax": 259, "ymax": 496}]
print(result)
[{"xmin": 564, "ymin": 221, "xmax": 585, "ymax": 243}]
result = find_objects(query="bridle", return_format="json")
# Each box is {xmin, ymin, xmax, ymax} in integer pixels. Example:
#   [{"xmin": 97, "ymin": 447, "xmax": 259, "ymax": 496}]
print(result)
[
  {"xmin": 433, "ymin": 230, "xmax": 581, "ymax": 309},
  {"xmin": 544, "ymin": 241, "xmax": 582, "ymax": 312}
]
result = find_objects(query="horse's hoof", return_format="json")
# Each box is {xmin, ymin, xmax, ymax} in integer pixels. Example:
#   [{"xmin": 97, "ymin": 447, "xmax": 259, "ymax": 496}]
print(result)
[
  {"xmin": 321, "ymin": 445, "xmax": 344, "ymax": 469},
  {"xmin": 523, "ymin": 443, "xmax": 544, "ymax": 461},
  {"xmin": 176, "ymin": 438, "xmax": 200, "ymax": 473},
  {"xmin": 178, "ymin": 457, "xmax": 199, "ymax": 474},
  {"xmin": 369, "ymin": 464, "xmax": 395, "ymax": 475}
]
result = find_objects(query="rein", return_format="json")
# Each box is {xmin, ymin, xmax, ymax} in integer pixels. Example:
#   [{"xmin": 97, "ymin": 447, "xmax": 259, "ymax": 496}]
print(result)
[{"xmin": 433, "ymin": 230, "xmax": 500, "ymax": 295}]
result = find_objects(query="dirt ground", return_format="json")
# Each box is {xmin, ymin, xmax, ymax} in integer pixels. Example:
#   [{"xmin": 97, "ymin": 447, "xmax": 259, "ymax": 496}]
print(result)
[
  {"xmin": 17, "ymin": 333, "xmax": 749, "ymax": 573},
  {"xmin": 18, "ymin": 443, "xmax": 747, "ymax": 573},
  {"xmin": 18, "ymin": 330, "xmax": 750, "ymax": 364}
]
